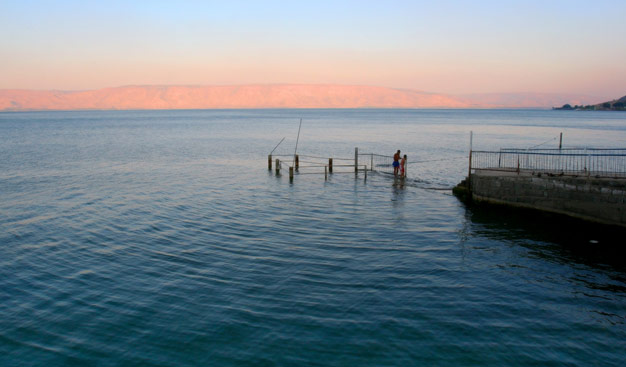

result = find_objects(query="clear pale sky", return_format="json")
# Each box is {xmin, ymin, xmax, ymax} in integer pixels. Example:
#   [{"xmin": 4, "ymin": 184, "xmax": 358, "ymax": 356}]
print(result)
[{"xmin": 1, "ymin": 0, "xmax": 624, "ymax": 98}]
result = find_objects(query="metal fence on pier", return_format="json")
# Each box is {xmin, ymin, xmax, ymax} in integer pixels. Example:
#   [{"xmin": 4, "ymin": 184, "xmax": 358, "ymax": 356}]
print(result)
[{"xmin": 470, "ymin": 148, "xmax": 626, "ymax": 178}]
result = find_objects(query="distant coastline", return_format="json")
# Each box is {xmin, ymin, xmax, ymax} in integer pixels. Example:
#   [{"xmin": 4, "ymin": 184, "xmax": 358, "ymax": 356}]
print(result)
[{"xmin": 553, "ymin": 95, "xmax": 626, "ymax": 111}]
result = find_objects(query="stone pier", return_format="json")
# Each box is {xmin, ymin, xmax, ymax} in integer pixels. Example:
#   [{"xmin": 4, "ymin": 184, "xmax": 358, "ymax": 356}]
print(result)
[{"xmin": 454, "ymin": 170, "xmax": 626, "ymax": 228}]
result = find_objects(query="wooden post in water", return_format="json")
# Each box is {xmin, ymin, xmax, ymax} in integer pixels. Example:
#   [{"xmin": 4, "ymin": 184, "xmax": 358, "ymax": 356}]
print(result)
[
  {"xmin": 559, "ymin": 132, "xmax": 563, "ymax": 150},
  {"xmin": 371, "ymin": 154, "xmax": 374, "ymax": 171},
  {"xmin": 295, "ymin": 155, "xmax": 299, "ymax": 171},
  {"xmin": 329, "ymin": 158, "xmax": 333, "ymax": 173},
  {"xmin": 289, "ymin": 166, "xmax": 294, "ymax": 182},
  {"xmin": 268, "ymin": 155, "xmax": 272, "ymax": 170},
  {"xmin": 325, "ymin": 165, "xmax": 328, "ymax": 180},
  {"xmin": 275, "ymin": 159, "xmax": 280, "ymax": 175},
  {"xmin": 355, "ymin": 147, "xmax": 359, "ymax": 172}
]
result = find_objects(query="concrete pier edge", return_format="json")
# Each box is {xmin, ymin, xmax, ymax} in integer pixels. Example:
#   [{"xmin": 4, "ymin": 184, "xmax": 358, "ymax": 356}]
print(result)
[{"xmin": 454, "ymin": 170, "xmax": 626, "ymax": 229}]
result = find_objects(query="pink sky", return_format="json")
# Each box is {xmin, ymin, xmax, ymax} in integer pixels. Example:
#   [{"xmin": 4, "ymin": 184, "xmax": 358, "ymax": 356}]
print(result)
[{"xmin": 1, "ymin": 1, "xmax": 624, "ymax": 99}]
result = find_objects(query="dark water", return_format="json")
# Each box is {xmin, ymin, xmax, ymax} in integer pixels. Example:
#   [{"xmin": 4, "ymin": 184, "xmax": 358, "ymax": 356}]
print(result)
[{"xmin": 1, "ymin": 109, "xmax": 625, "ymax": 366}]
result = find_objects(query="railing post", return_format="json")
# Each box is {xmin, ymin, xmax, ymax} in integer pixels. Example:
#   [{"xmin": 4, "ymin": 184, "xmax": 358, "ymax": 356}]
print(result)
[
  {"xmin": 586, "ymin": 148, "xmax": 590, "ymax": 177},
  {"xmin": 467, "ymin": 131, "xmax": 473, "ymax": 181},
  {"xmin": 268, "ymin": 154, "xmax": 272, "ymax": 170},
  {"xmin": 468, "ymin": 150, "xmax": 473, "ymax": 179}
]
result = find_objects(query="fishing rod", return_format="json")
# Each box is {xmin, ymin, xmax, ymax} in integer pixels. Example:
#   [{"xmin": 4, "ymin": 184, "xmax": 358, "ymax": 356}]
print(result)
[
  {"xmin": 270, "ymin": 137, "xmax": 285, "ymax": 155},
  {"xmin": 529, "ymin": 135, "xmax": 558, "ymax": 149}
]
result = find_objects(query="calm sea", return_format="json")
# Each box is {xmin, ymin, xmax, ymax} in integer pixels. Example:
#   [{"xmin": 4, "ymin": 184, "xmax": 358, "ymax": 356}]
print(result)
[{"xmin": 1, "ymin": 109, "xmax": 625, "ymax": 366}]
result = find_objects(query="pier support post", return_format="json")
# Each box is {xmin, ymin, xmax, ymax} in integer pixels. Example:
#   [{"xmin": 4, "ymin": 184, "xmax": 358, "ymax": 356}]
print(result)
[
  {"xmin": 355, "ymin": 147, "xmax": 359, "ymax": 172},
  {"xmin": 329, "ymin": 158, "xmax": 333, "ymax": 173},
  {"xmin": 289, "ymin": 167, "xmax": 294, "ymax": 183},
  {"xmin": 295, "ymin": 155, "xmax": 299, "ymax": 171},
  {"xmin": 371, "ymin": 154, "xmax": 373, "ymax": 171},
  {"xmin": 268, "ymin": 154, "xmax": 272, "ymax": 170},
  {"xmin": 325, "ymin": 166, "xmax": 328, "ymax": 181},
  {"xmin": 275, "ymin": 159, "xmax": 280, "ymax": 175}
]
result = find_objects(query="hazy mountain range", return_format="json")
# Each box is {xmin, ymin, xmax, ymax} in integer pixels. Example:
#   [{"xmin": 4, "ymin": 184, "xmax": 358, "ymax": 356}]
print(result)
[{"xmin": 0, "ymin": 84, "xmax": 602, "ymax": 111}]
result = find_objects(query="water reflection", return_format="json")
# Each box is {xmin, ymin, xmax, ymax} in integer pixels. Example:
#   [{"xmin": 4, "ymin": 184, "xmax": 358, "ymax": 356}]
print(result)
[
  {"xmin": 458, "ymin": 204, "xmax": 626, "ymax": 326},
  {"xmin": 391, "ymin": 177, "xmax": 406, "ymax": 205},
  {"xmin": 464, "ymin": 204, "xmax": 626, "ymax": 270}
]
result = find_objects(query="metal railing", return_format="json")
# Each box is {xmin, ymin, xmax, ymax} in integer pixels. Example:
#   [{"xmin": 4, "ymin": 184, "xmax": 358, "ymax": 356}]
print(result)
[
  {"xmin": 268, "ymin": 148, "xmax": 410, "ymax": 183},
  {"xmin": 269, "ymin": 150, "xmax": 371, "ymax": 183},
  {"xmin": 471, "ymin": 148, "xmax": 626, "ymax": 177}
]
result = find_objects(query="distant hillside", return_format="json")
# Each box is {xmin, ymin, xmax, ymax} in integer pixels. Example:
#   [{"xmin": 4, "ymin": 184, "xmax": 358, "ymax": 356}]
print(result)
[
  {"xmin": 595, "ymin": 95, "xmax": 626, "ymax": 110},
  {"xmin": 0, "ymin": 85, "xmax": 603, "ymax": 111},
  {"xmin": 0, "ymin": 85, "xmax": 472, "ymax": 111}
]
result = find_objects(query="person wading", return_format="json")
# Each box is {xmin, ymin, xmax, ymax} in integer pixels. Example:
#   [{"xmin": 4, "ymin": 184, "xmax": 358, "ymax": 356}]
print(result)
[{"xmin": 393, "ymin": 150, "xmax": 401, "ymax": 176}]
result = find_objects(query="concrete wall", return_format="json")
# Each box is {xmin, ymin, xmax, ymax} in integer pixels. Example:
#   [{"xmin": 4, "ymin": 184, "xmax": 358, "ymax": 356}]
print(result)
[{"xmin": 470, "ymin": 170, "xmax": 626, "ymax": 227}]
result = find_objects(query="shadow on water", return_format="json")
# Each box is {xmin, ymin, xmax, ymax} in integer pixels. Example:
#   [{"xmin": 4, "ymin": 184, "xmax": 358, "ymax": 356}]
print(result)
[{"xmin": 462, "ymin": 203, "xmax": 626, "ymax": 272}]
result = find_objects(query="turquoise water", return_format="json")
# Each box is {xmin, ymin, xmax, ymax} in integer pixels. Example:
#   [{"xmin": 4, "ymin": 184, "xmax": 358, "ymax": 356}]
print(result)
[{"xmin": 1, "ymin": 109, "xmax": 625, "ymax": 366}]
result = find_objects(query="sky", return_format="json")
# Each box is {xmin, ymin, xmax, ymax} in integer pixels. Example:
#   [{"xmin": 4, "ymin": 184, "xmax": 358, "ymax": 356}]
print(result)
[{"xmin": 1, "ymin": 0, "xmax": 624, "ymax": 99}]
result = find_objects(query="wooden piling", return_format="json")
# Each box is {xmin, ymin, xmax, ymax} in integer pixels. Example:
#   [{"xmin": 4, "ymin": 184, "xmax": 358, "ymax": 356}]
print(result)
[
  {"xmin": 268, "ymin": 154, "xmax": 272, "ymax": 170},
  {"xmin": 355, "ymin": 147, "xmax": 358, "ymax": 172},
  {"xmin": 276, "ymin": 159, "xmax": 280, "ymax": 175},
  {"xmin": 325, "ymin": 166, "xmax": 328, "ymax": 180},
  {"xmin": 295, "ymin": 155, "xmax": 299, "ymax": 171},
  {"xmin": 289, "ymin": 166, "xmax": 294, "ymax": 182},
  {"xmin": 329, "ymin": 158, "xmax": 333, "ymax": 173}
]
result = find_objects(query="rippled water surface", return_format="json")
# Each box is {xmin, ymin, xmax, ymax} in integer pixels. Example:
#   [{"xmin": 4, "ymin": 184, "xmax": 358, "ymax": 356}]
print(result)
[{"xmin": 1, "ymin": 109, "xmax": 625, "ymax": 366}]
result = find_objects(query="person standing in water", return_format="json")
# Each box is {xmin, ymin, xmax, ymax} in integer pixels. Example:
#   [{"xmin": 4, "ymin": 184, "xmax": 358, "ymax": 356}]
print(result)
[
  {"xmin": 400, "ymin": 154, "xmax": 407, "ymax": 177},
  {"xmin": 393, "ymin": 150, "xmax": 401, "ymax": 176}
]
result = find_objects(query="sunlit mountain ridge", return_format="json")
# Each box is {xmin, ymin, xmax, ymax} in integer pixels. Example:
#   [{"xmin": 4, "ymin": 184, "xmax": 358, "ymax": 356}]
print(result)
[{"xmin": 0, "ymin": 84, "xmax": 600, "ymax": 111}]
